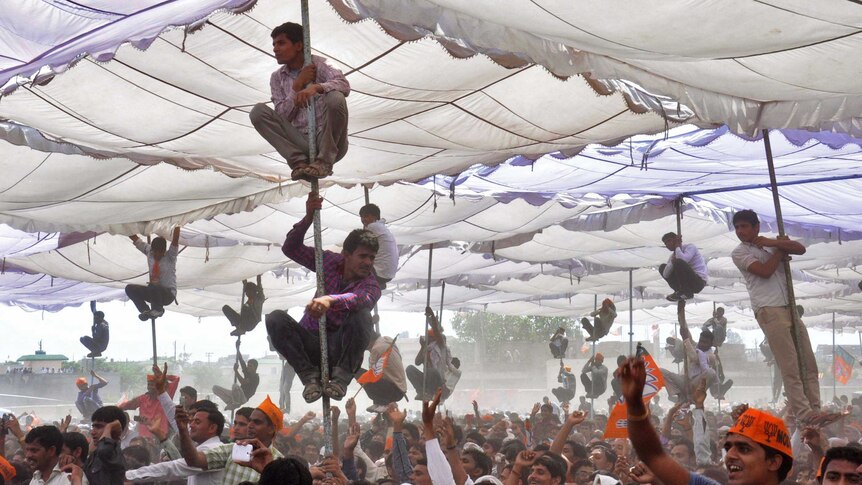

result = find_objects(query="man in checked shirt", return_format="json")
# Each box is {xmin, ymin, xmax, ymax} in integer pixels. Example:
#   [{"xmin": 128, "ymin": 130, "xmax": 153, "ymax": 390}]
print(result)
[
  {"xmin": 266, "ymin": 193, "xmax": 380, "ymax": 403},
  {"xmin": 250, "ymin": 21, "xmax": 350, "ymax": 181}
]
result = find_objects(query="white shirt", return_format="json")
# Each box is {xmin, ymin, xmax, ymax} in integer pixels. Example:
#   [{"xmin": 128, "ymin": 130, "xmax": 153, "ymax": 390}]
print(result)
[
  {"xmin": 125, "ymin": 436, "xmax": 224, "ymax": 485},
  {"xmin": 31, "ymin": 464, "xmax": 89, "ymax": 485},
  {"xmin": 134, "ymin": 239, "xmax": 179, "ymax": 295},
  {"xmin": 662, "ymin": 243, "xmax": 708, "ymax": 283},
  {"xmin": 731, "ymin": 242, "xmax": 789, "ymax": 312},
  {"xmin": 365, "ymin": 220, "xmax": 399, "ymax": 280}
]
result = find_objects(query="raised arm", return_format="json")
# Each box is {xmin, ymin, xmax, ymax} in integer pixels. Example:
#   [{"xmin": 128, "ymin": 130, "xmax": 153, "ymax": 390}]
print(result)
[
  {"xmin": 550, "ymin": 411, "xmax": 585, "ymax": 455},
  {"xmin": 171, "ymin": 226, "xmax": 181, "ymax": 247},
  {"xmin": 175, "ymin": 407, "xmax": 208, "ymax": 470},
  {"xmin": 620, "ymin": 357, "xmax": 690, "ymax": 485},
  {"xmin": 281, "ymin": 195, "xmax": 320, "ymax": 270}
]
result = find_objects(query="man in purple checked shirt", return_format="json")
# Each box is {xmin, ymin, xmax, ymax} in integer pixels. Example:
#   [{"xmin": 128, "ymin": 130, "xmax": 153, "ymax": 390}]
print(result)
[{"xmin": 266, "ymin": 193, "xmax": 381, "ymax": 403}]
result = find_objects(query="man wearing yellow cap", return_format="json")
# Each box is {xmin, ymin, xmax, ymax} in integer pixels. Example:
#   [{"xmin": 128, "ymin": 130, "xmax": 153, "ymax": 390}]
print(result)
[
  {"xmin": 178, "ymin": 396, "xmax": 284, "ymax": 485},
  {"xmin": 619, "ymin": 356, "xmax": 792, "ymax": 485}
]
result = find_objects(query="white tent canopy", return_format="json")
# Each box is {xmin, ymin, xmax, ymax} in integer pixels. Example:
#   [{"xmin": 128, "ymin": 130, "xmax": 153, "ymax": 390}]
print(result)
[{"xmin": 1, "ymin": 1, "xmax": 862, "ymax": 326}]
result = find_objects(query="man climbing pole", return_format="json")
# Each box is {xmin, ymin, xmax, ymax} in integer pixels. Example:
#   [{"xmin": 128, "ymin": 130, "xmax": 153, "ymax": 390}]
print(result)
[
  {"xmin": 222, "ymin": 276, "xmax": 265, "ymax": 337},
  {"xmin": 75, "ymin": 370, "xmax": 108, "ymax": 420},
  {"xmin": 212, "ymin": 340, "xmax": 260, "ymax": 410},
  {"xmin": 731, "ymin": 209, "xmax": 825, "ymax": 425},
  {"xmin": 125, "ymin": 226, "xmax": 181, "ymax": 320},
  {"xmin": 548, "ymin": 327, "xmax": 568, "ymax": 359},
  {"xmin": 406, "ymin": 307, "xmax": 459, "ymax": 401},
  {"xmin": 250, "ymin": 22, "xmax": 350, "ymax": 180},
  {"xmin": 580, "ymin": 353, "xmax": 608, "ymax": 399},
  {"xmin": 580, "ymin": 298, "xmax": 617, "ymax": 342},
  {"xmin": 266, "ymin": 193, "xmax": 380, "ymax": 403},
  {"xmin": 359, "ymin": 204, "xmax": 398, "ymax": 289},
  {"xmin": 659, "ymin": 301, "xmax": 720, "ymax": 403},
  {"xmin": 80, "ymin": 302, "xmax": 109, "ymax": 358}
]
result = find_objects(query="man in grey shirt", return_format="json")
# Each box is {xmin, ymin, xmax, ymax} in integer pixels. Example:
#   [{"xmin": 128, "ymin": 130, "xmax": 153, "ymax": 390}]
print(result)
[
  {"xmin": 580, "ymin": 353, "xmax": 608, "ymax": 399},
  {"xmin": 125, "ymin": 227, "xmax": 180, "ymax": 320}
]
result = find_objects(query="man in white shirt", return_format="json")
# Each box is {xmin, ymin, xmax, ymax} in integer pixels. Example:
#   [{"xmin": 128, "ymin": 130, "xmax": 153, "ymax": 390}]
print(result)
[
  {"xmin": 731, "ymin": 209, "xmax": 820, "ymax": 424},
  {"xmin": 659, "ymin": 304, "xmax": 716, "ymax": 403},
  {"xmin": 659, "ymin": 232, "xmax": 708, "ymax": 301},
  {"xmin": 360, "ymin": 204, "xmax": 398, "ymax": 288},
  {"xmin": 125, "ymin": 407, "xmax": 226, "ymax": 485},
  {"xmin": 25, "ymin": 426, "xmax": 84, "ymax": 485}
]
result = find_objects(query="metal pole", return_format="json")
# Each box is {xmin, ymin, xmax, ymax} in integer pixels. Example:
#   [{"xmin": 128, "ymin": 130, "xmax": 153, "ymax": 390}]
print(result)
[
  {"xmin": 439, "ymin": 281, "xmax": 446, "ymax": 322},
  {"xmin": 629, "ymin": 269, "xmax": 634, "ymax": 355},
  {"xmin": 151, "ymin": 319, "xmax": 157, "ymax": 366},
  {"xmin": 833, "ymin": 312, "xmax": 837, "ymax": 399},
  {"xmin": 762, "ymin": 129, "xmax": 807, "ymax": 394},
  {"xmin": 364, "ymin": 186, "xmax": 370, "ymax": 205},
  {"xmin": 422, "ymin": 243, "xmax": 434, "ymax": 398},
  {"xmin": 590, "ymin": 294, "xmax": 597, "ymax": 420},
  {"xmin": 300, "ymin": 0, "xmax": 331, "ymax": 457}
]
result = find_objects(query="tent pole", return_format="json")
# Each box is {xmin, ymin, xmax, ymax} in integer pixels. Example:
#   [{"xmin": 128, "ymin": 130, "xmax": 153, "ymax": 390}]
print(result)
[
  {"xmin": 300, "ymin": 0, "xmax": 332, "ymax": 457},
  {"xmin": 675, "ymin": 200, "xmax": 690, "ymax": 396},
  {"xmin": 761, "ymin": 129, "xmax": 807, "ymax": 395},
  {"xmin": 590, "ymin": 294, "xmax": 597, "ymax": 420},
  {"xmin": 363, "ymin": 187, "xmax": 381, "ymax": 334},
  {"xmin": 422, "ymin": 243, "xmax": 434, "ymax": 398},
  {"xmin": 629, "ymin": 269, "xmax": 634, "ymax": 355},
  {"xmin": 364, "ymin": 186, "xmax": 370, "ymax": 205},
  {"xmin": 833, "ymin": 312, "xmax": 836, "ymax": 400},
  {"xmin": 439, "ymin": 281, "xmax": 446, "ymax": 324},
  {"xmin": 151, "ymin": 318, "xmax": 158, "ymax": 366}
]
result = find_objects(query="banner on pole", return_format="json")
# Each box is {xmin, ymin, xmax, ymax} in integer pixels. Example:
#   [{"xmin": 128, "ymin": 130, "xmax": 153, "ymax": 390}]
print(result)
[
  {"xmin": 834, "ymin": 345, "xmax": 855, "ymax": 385},
  {"xmin": 604, "ymin": 346, "xmax": 665, "ymax": 439}
]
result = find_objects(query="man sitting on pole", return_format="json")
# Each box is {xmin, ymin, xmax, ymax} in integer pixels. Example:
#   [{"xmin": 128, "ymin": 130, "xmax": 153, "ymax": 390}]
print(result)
[
  {"xmin": 125, "ymin": 227, "xmax": 181, "ymax": 320},
  {"xmin": 359, "ymin": 203, "xmax": 398, "ymax": 289},
  {"xmin": 406, "ymin": 307, "xmax": 453, "ymax": 401},
  {"xmin": 266, "ymin": 193, "xmax": 380, "ymax": 402},
  {"xmin": 659, "ymin": 232, "xmax": 708, "ymax": 301},
  {"xmin": 580, "ymin": 353, "xmax": 608, "ymax": 399},
  {"xmin": 250, "ymin": 22, "xmax": 350, "ymax": 181},
  {"xmin": 80, "ymin": 301, "xmax": 109, "ymax": 358}
]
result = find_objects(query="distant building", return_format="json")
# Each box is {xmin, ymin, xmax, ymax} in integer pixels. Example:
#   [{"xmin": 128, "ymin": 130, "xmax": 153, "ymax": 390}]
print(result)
[{"xmin": 17, "ymin": 343, "xmax": 68, "ymax": 373}]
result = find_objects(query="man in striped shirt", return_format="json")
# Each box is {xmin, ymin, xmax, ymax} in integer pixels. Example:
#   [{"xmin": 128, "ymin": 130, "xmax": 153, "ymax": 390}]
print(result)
[{"xmin": 267, "ymin": 193, "xmax": 381, "ymax": 403}]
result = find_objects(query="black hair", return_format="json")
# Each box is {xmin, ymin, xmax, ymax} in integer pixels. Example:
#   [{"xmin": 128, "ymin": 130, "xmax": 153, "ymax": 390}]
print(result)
[
  {"xmin": 235, "ymin": 407, "xmax": 254, "ymax": 420},
  {"xmin": 91, "ymin": 405, "xmax": 128, "ymax": 430},
  {"xmin": 763, "ymin": 447, "xmax": 793, "ymax": 482},
  {"xmin": 270, "ymin": 22, "xmax": 303, "ymax": 44},
  {"xmin": 151, "ymin": 237, "xmax": 167, "ymax": 252},
  {"xmin": 661, "ymin": 232, "xmax": 677, "ymax": 242},
  {"xmin": 462, "ymin": 447, "xmax": 493, "ymax": 477},
  {"xmin": 698, "ymin": 329, "xmax": 714, "ymax": 342},
  {"xmin": 402, "ymin": 422, "xmax": 420, "ymax": 441},
  {"xmin": 62, "ymin": 431, "xmax": 89, "ymax": 463},
  {"xmin": 247, "ymin": 359, "xmax": 258, "ymax": 369},
  {"xmin": 819, "ymin": 445, "xmax": 862, "ymax": 481},
  {"xmin": 259, "ymin": 457, "xmax": 312, "ymax": 485},
  {"xmin": 534, "ymin": 452, "xmax": 567, "ymax": 480},
  {"xmin": 616, "ymin": 355, "xmax": 626, "ymax": 366},
  {"xmin": 343, "ymin": 229, "xmax": 379, "ymax": 254},
  {"xmin": 564, "ymin": 440, "xmax": 587, "ymax": 460},
  {"xmin": 484, "ymin": 437, "xmax": 502, "ymax": 453},
  {"xmin": 24, "ymin": 426, "xmax": 63, "ymax": 455},
  {"xmin": 189, "ymin": 399, "xmax": 219, "ymax": 413},
  {"xmin": 195, "ymin": 407, "xmax": 226, "ymax": 437},
  {"xmin": 590, "ymin": 445, "xmax": 617, "ymax": 466},
  {"xmin": 451, "ymin": 357, "xmax": 461, "ymax": 369},
  {"xmin": 534, "ymin": 443, "xmax": 551, "ymax": 452},
  {"xmin": 415, "ymin": 458, "xmax": 428, "ymax": 467},
  {"xmin": 501, "ymin": 438, "xmax": 527, "ymax": 463},
  {"xmin": 122, "ymin": 445, "xmax": 151, "ymax": 468},
  {"xmin": 670, "ymin": 437, "xmax": 695, "ymax": 460},
  {"xmin": 732, "ymin": 209, "xmax": 759, "ymax": 226},
  {"xmin": 180, "ymin": 386, "xmax": 197, "ymax": 401},
  {"xmin": 465, "ymin": 431, "xmax": 486, "ymax": 446},
  {"xmin": 11, "ymin": 462, "xmax": 32, "ymax": 485},
  {"xmin": 359, "ymin": 204, "xmax": 381, "ymax": 220}
]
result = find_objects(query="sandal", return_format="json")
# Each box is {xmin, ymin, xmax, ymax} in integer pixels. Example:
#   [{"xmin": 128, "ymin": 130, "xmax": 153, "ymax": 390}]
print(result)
[
  {"xmin": 297, "ymin": 160, "xmax": 333, "ymax": 179},
  {"xmin": 302, "ymin": 380, "xmax": 323, "ymax": 403},
  {"xmin": 323, "ymin": 380, "xmax": 347, "ymax": 400}
]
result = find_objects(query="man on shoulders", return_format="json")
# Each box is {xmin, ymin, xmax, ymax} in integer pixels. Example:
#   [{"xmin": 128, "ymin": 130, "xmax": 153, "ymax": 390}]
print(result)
[{"xmin": 659, "ymin": 232, "xmax": 708, "ymax": 301}]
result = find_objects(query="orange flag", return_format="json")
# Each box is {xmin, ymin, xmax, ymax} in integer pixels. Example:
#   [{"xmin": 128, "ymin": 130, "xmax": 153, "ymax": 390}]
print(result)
[
  {"xmin": 357, "ymin": 336, "xmax": 397, "ymax": 385},
  {"xmin": 604, "ymin": 347, "xmax": 665, "ymax": 439}
]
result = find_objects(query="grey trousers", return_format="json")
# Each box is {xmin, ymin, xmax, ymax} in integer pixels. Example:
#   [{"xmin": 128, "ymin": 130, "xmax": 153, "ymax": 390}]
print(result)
[{"xmin": 249, "ymin": 91, "xmax": 348, "ymax": 167}]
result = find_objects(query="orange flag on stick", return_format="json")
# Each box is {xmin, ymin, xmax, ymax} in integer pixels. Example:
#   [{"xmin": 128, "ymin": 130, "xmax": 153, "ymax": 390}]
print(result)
[
  {"xmin": 357, "ymin": 336, "xmax": 398, "ymax": 385},
  {"xmin": 604, "ymin": 346, "xmax": 665, "ymax": 439}
]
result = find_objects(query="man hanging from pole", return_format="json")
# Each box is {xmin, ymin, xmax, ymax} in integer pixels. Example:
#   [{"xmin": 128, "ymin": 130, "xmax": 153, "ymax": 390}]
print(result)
[
  {"xmin": 357, "ymin": 331, "xmax": 407, "ymax": 413},
  {"xmin": 406, "ymin": 307, "xmax": 459, "ymax": 401},
  {"xmin": 250, "ymin": 22, "xmax": 350, "ymax": 180},
  {"xmin": 222, "ymin": 276, "xmax": 265, "ymax": 337},
  {"xmin": 125, "ymin": 227, "xmax": 181, "ymax": 320},
  {"xmin": 80, "ymin": 301, "xmax": 109, "ymax": 358},
  {"xmin": 212, "ymin": 340, "xmax": 260, "ymax": 410},
  {"xmin": 731, "ymin": 209, "xmax": 830, "ymax": 425},
  {"xmin": 266, "ymin": 193, "xmax": 380, "ymax": 403}
]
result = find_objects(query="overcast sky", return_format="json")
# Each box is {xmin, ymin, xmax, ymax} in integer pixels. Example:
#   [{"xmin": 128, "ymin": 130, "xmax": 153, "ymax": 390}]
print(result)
[{"xmin": 0, "ymin": 301, "xmax": 441, "ymax": 364}]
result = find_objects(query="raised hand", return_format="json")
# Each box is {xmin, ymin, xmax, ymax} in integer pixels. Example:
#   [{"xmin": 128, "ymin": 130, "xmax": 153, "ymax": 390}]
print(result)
[
  {"xmin": 619, "ymin": 357, "xmax": 646, "ymax": 403},
  {"xmin": 146, "ymin": 413, "xmax": 167, "ymax": 442},
  {"xmin": 422, "ymin": 388, "xmax": 443, "ymax": 439},
  {"xmin": 152, "ymin": 362, "xmax": 168, "ymax": 394},
  {"xmin": 629, "ymin": 461, "xmax": 658, "ymax": 484},
  {"xmin": 436, "ymin": 416, "xmax": 457, "ymax": 450},
  {"xmin": 692, "ymin": 377, "xmax": 707, "ymax": 408},
  {"xmin": 343, "ymin": 423, "xmax": 361, "ymax": 453},
  {"xmin": 513, "ymin": 450, "xmax": 537, "ymax": 472},
  {"xmin": 175, "ymin": 405, "xmax": 190, "ymax": 431},
  {"xmin": 386, "ymin": 403, "xmax": 407, "ymax": 432},
  {"xmin": 565, "ymin": 410, "xmax": 586, "ymax": 427},
  {"xmin": 59, "ymin": 414, "xmax": 72, "ymax": 433}
]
